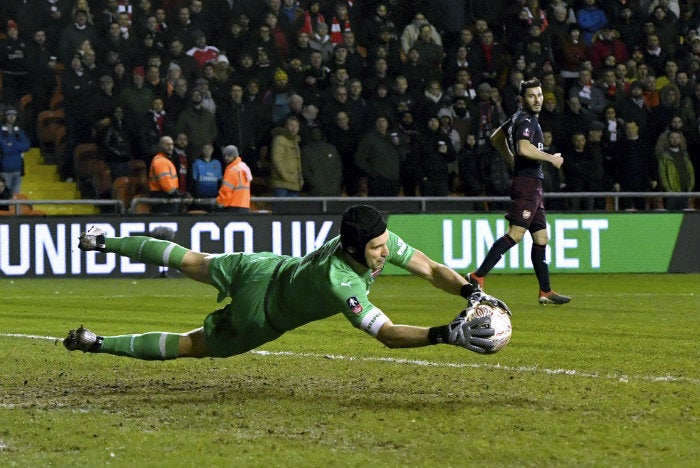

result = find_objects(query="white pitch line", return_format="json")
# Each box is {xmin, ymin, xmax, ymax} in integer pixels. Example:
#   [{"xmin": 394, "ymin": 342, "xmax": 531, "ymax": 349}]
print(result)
[{"xmin": 2, "ymin": 333, "xmax": 698, "ymax": 385}]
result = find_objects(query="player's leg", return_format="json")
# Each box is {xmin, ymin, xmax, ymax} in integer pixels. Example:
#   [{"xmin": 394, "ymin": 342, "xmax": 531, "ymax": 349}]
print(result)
[
  {"xmin": 78, "ymin": 227, "xmax": 213, "ymax": 285},
  {"xmin": 531, "ymin": 228, "xmax": 571, "ymax": 305},
  {"xmin": 63, "ymin": 326, "xmax": 213, "ymax": 359}
]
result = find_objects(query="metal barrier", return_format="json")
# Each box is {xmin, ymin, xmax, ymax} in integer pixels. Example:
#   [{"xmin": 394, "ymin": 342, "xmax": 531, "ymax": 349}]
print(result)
[
  {"xmin": 130, "ymin": 192, "xmax": 699, "ymax": 214},
  {"xmin": 1, "ymin": 193, "xmax": 698, "ymax": 216},
  {"xmin": 0, "ymin": 198, "xmax": 124, "ymax": 216}
]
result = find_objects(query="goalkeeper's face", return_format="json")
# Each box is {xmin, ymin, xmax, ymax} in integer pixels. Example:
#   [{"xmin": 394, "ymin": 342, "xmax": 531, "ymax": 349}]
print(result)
[{"xmin": 364, "ymin": 231, "xmax": 389, "ymax": 271}]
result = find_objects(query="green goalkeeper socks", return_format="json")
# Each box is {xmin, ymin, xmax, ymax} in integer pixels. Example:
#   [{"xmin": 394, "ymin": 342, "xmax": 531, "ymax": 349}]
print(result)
[
  {"xmin": 99, "ymin": 332, "xmax": 180, "ymax": 360},
  {"xmin": 104, "ymin": 236, "xmax": 188, "ymax": 269}
]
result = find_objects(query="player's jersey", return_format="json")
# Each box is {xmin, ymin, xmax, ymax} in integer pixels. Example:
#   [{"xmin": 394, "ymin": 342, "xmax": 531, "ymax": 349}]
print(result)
[
  {"xmin": 266, "ymin": 231, "xmax": 414, "ymax": 336},
  {"xmin": 509, "ymin": 109, "xmax": 545, "ymax": 180}
]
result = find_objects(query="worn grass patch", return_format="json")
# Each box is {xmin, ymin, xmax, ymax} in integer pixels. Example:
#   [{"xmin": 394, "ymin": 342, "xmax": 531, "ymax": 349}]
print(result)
[{"xmin": 1, "ymin": 274, "xmax": 698, "ymax": 467}]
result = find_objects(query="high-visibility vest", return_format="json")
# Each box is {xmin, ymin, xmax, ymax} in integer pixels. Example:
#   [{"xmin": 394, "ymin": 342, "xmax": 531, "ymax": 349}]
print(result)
[
  {"xmin": 216, "ymin": 157, "xmax": 251, "ymax": 208},
  {"xmin": 149, "ymin": 152, "xmax": 179, "ymax": 193}
]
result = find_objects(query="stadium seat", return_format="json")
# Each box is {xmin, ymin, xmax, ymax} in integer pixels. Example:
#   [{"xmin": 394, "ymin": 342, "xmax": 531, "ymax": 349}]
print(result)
[
  {"xmin": 36, "ymin": 109, "xmax": 66, "ymax": 163},
  {"xmin": 73, "ymin": 143, "xmax": 112, "ymax": 198},
  {"xmin": 111, "ymin": 176, "xmax": 133, "ymax": 210}
]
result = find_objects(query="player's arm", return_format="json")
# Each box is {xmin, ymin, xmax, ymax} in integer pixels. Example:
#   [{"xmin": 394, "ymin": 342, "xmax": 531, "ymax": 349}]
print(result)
[
  {"xmin": 517, "ymin": 139, "xmax": 564, "ymax": 169},
  {"xmin": 404, "ymin": 248, "xmax": 472, "ymax": 297},
  {"xmin": 375, "ymin": 317, "xmax": 494, "ymax": 353}
]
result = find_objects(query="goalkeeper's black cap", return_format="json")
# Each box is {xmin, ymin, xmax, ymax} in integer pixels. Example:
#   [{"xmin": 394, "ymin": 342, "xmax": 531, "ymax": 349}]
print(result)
[{"xmin": 340, "ymin": 205, "xmax": 387, "ymax": 267}]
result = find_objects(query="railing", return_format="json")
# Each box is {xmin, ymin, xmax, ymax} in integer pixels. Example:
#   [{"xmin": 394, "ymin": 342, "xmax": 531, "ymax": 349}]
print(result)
[{"xmin": 1, "ymin": 193, "xmax": 698, "ymax": 216}]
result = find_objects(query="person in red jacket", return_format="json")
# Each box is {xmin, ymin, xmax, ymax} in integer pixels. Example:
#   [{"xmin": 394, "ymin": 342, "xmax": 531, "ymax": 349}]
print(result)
[{"xmin": 216, "ymin": 145, "xmax": 252, "ymax": 213}]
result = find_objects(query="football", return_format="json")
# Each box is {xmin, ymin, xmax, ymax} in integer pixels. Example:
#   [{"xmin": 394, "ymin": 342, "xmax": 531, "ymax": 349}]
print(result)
[{"xmin": 467, "ymin": 303, "xmax": 512, "ymax": 353}]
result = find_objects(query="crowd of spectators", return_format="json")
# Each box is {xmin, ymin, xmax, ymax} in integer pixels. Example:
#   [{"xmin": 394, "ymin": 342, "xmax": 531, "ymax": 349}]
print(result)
[{"xmin": 0, "ymin": 0, "xmax": 698, "ymax": 210}]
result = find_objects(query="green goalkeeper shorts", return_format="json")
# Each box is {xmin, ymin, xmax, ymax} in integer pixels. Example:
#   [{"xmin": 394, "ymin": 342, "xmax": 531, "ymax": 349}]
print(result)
[{"xmin": 203, "ymin": 252, "xmax": 286, "ymax": 357}]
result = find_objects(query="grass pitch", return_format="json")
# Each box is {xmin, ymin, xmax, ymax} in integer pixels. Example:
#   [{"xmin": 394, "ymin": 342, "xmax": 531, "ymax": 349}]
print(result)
[{"xmin": 1, "ymin": 274, "xmax": 698, "ymax": 467}]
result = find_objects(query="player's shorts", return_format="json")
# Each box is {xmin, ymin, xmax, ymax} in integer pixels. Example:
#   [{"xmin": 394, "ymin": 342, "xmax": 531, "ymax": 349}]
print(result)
[
  {"xmin": 505, "ymin": 175, "xmax": 547, "ymax": 233},
  {"xmin": 203, "ymin": 252, "xmax": 286, "ymax": 357}
]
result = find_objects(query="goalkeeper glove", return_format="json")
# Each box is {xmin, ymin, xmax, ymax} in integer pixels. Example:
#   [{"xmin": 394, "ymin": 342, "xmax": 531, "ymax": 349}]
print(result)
[
  {"xmin": 429, "ymin": 311, "xmax": 495, "ymax": 353},
  {"xmin": 467, "ymin": 291, "xmax": 512, "ymax": 316}
]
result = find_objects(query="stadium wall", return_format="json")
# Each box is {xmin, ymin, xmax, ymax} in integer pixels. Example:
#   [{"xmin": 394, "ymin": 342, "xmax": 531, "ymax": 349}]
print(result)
[{"xmin": 0, "ymin": 213, "xmax": 698, "ymax": 278}]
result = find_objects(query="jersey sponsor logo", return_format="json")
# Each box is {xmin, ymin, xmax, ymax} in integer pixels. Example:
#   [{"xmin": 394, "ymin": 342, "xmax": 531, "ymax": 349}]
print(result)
[
  {"xmin": 523, "ymin": 209, "xmax": 532, "ymax": 220},
  {"xmin": 522, "ymin": 128, "xmax": 531, "ymax": 137},
  {"xmin": 347, "ymin": 296, "xmax": 363, "ymax": 314}
]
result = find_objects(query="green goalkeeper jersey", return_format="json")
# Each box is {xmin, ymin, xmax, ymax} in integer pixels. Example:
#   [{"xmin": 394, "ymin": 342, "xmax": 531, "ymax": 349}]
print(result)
[
  {"xmin": 268, "ymin": 231, "xmax": 414, "ymax": 335},
  {"xmin": 210, "ymin": 230, "xmax": 415, "ymax": 337}
]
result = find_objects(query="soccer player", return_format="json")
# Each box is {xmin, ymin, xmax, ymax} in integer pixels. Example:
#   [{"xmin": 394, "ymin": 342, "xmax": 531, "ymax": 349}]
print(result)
[
  {"xmin": 469, "ymin": 78, "xmax": 571, "ymax": 305},
  {"xmin": 64, "ymin": 205, "xmax": 510, "ymax": 359}
]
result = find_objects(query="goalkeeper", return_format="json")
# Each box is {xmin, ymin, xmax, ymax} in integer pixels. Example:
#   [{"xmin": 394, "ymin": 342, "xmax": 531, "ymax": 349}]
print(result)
[{"xmin": 64, "ymin": 205, "xmax": 507, "ymax": 360}]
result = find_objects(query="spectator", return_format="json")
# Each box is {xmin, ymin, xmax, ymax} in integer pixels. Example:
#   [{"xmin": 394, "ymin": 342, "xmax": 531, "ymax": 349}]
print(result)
[
  {"xmin": 192, "ymin": 144, "xmax": 223, "ymax": 198},
  {"xmin": 417, "ymin": 116, "xmax": 456, "ymax": 196},
  {"xmin": 140, "ymin": 96, "xmax": 176, "ymax": 164},
  {"xmin": 560, "ymin": 95, "xmax": 597, "ymax": 149},
  {"xmin": 216, "ymin": 144, "xmax": 251, "ymax": 213},
  {"xmin": 613, "ymin": 120, "xmax": 658, "ymax": 210},
  {"xmin": 263, "ymin": 68, "xmax": 296, "ymax": 127},
  {"xmin": 309, "ymin": 21, "xmax": 333, "ymax": 62},
  {"xmin": 118, "ymin": 66, "xmax": 155, "ymax": 125},
  {"xmin": 354, "ymin": 114, "xmax": 401, "ymax": 196},
  {"xmin": 611, "ymin": 5, "xmax": 645, "ymax": 47},
  {"xmin": 186, "ymin": 30, "xmax": 220, "ymax": 70},
  {"xmin": 0, "ymin": 174, "xmax": 13, "ymax": 211},
  {"xmin": 164, "ymin": 37, "xmax": 199, "ymax": 85},
  {"xmin": 590, "ymin": 26, "xmax": 629, "ymax": 74},
  {"xmin": 563, "ymin": 127, "xmax": 605, "ymax": 211},
  {"xmin": 469, "ymin": 82, "xmax": 508, "ymax": 154},
  {"xmin": 58, "ymin": 9, "xmax": 98, "ymax": 65},
  {"xmin": 170, "ymin": 7, "xmax": 198, "ymax": 50},
  {"xmin": 270, "ymin": 114, "xmax": 304, "ymax": 197},
  {"xmin": 470, "ymin": 29, "xmax": 507, "ymax": 87},
  {"xmin": 148, "ymin": 135, "xmax": 185, "ymax": 214},
  {"xmin": 558, "ymin": 23, "xmax": 590, "ymax": 84},
  {"xmin": 576, "ymin": 0, "xmax": 608, "ymax": 47},
  {"xmin": 457, "ymin": 133, "xmax": 483, "ymax": 202},
  {"xmin": 0, "ymin": 107, "xmax": 31, "ymax": 195},
  {"xmin": 400, "ymin": 47, "xmax": 431, "ymax": 92},
  {"xmin": 216, "ymin": 82, "xmax": 258, "ymax": 166},
  {"xmin": 0, "ymin": 20, "xmax": 29, "ymax": 108},
  {"xmin": 569, "ymin": 68, "xmax": 607, "ymax": 115},
  {"xmin": 656, "ymin": 129, "xmax": 695, "ymax": 210},
  {"xmin": 301, "ymin": 127, "xmax": 343, "ymax": 196},
  {"xmin": 326, "ymin": 110, "xmax": 363, "ymax": 196},
  {"xmin": 62, "ymin": 53, "xmax": 96, "ymax": 181},
  {"xmin": 541, "ymin": 128, "xmax": 566, "ymax": 211},
  {"xmin": 165, "ymin": 77, "xmax": 190, "ymax": 123},
  {"xmin": 99, "ymin": 105, "xmax": 133, "ymax": 179},
  {"xmin": 396, "ymin": 110, "xmax": 421, "ymax": 196},
  {"xmin": 400, "ymin": 12, "xmax": 441, "ymax": 56},
  {"xmin": 25, "ymin": 29, "xmax": 58, "ymax": 119},
  {"xmin": 412, "ymin": 23, "xmax": 444, "ymax": 73},
  {"xmin": 176, "ymin": 87, "xmax": 218, "ymax": 165},
  {"xmin": 173, "ymin": 132, "xmax": 192, "ymax": 193},
  {"xmin": 618, "ymin": 80, "xmax": 651, "ymax": 134}
]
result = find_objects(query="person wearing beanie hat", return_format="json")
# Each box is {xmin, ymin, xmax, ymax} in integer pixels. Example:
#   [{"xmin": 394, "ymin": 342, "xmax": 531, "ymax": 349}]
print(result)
[
  {"xmin": 216, "ymin": 144, "xmax": 252, "ymax": 213},
  {"xmin": 66, "ymin": 204, "xmax": 506, "ymax": 360},
  {"xmin": 0, "ymin": 104, "xmax": 31, "ymax": 195}
]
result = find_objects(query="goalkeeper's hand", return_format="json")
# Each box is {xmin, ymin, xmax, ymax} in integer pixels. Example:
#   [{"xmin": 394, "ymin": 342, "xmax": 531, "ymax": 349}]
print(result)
[
  {"xmin": 468, "ymin": 291, "xmax": 512, "ymax": 316},
  {"xmin": 447, "ymin": 310, "xmax": 496, "ymax": 354}
]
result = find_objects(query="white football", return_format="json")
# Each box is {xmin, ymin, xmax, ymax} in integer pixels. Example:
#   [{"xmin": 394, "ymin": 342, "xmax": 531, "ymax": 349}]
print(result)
[{"xmin": 466, "ymin": 303, "xmax": 512, "ymax": 353}]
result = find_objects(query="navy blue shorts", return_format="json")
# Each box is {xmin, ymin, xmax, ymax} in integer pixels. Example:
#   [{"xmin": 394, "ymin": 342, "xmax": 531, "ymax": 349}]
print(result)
[{"xmin": 505, "ymin": 176, "xmax": 547, "ymax": 233}]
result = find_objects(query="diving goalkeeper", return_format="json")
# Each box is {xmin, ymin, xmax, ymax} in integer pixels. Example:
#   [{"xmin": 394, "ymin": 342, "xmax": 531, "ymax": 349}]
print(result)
[{"xmin": 64, "ymin": 205, "xmax": 509, "ymax": 359}]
